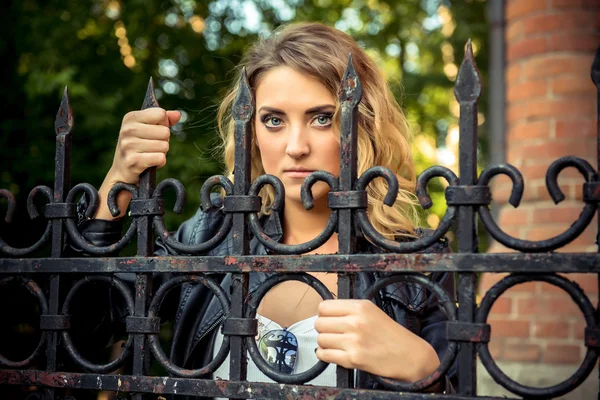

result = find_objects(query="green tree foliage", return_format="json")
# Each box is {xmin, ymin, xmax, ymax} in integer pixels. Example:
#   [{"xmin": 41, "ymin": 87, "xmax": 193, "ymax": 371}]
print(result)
[{"xmin": 1, "ymin": 0, "xmax": 488, "ymax": 249}]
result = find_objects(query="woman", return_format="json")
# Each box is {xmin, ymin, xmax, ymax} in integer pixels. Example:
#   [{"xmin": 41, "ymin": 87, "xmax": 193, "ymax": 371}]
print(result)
[{"xmin": 80, "ymin": 22, "xmax": 456, "ymax": 396}]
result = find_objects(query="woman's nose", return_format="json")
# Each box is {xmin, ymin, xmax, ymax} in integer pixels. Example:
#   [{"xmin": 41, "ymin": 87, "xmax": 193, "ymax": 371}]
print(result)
[{"xmin": 285, "ymin": 125, "xmax": 310, "ymax": 159}]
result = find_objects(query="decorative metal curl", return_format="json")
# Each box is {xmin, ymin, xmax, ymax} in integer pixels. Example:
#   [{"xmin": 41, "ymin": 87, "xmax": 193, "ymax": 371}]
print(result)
[
  {"xmin": 200, "ymin": 175, "xmax": 234, "ymax": 211},
  {"xmin": 150, "ymin": 176, "xmax": 233, "ymax": 254},
  {"xmin": 154, "ymin": 178, "xmax": 186, "ymax": 214},
  {"xmin": 546, "ymin": 156, "xmax": 596, "ymax": 203},
  {"xmin": 478, "ymin": 164, "xmax": 523, "ymax": 208},
  {"xmin": 245, "ymin": 273, "xmax": 333, "ymax": 384},
  {"xmin": 356, "ymin": 166, "xmax": 457, "ymax": 253},
  {"xmin": 63, "ymin": 183, "xmax": 137, "ymax": 255},
  {"xmin": 0, "ymin": 189, "xmax": 16, "ymax": 224},
  {"xmin": 247, "ymin": 174, "xmax": 338, "ymax": 254},
  {"xmin": 0, "ymin": 186, "xmax": 53, "ymax": 256},
  {"xmin": 477, "ymin": 274, "xmax": 598, "ymax": 398},
  {"xmin": 107, "ymin": 182, "xmax": 139, "ymax": 218},
  {"xmin": 61, "ymin": 275, "xmax": 135, "ymax": 373},
  {"xmin": 479, "ymin": 158, "xmax": 597, "ymax": 252},
  {"xmin": 147, "ymin": 274, "xmax": 231, "ymax": 377},
  {"xmin": 360, "ymin": 273, "xmax": 458, "ymax": 391},
  {"xmin": 0, "ymin": 276, "xmax": 48, "ymax": 368},
  {"xmin": 355, "ymin": 167, "xmax": 399, "ymax": 207},
  {"xmin": 301, "ymin": 171, "xmax": 338, "ymax": 210}
]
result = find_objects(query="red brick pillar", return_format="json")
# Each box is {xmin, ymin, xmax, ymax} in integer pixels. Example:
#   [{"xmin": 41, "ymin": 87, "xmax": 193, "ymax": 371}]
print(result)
[{"xmin": 480, "ymin": 0, "xmax": 600, "ymax": 374}]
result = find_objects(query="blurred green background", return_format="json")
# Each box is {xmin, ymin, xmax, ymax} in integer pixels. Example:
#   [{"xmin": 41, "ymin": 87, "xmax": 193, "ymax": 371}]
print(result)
[{"xmin": 1, "ymin": 0, "xmax": 489, "ymax": 249}]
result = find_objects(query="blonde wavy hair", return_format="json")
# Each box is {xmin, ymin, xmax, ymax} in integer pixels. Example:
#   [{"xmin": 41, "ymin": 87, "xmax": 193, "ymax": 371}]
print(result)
[{"xmin": 217, "ymin": 22, "xmax": 419, "ymax": 239}]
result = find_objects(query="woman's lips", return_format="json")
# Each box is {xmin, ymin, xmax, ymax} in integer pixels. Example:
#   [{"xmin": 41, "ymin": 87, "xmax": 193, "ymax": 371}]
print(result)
[{"xmin": 284, "ymin": 170, "xmax": 314, "ymax": 178}]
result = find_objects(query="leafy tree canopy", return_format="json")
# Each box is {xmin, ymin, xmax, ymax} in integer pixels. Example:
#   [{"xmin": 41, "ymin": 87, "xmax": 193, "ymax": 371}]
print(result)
[{"xmin": 0, "ymin": 0, "xmax": 488, "ymax": 249}]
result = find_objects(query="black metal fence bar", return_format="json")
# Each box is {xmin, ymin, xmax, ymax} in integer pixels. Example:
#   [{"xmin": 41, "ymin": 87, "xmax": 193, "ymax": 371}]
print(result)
[
  {"xmin": 0, "ymin": 42, "xmax": 599, "ymax": 400},
  {"xmin": 1, "ymin": 253, "xmax": 600, "ymax": 274},
  {"xmin": 132, "ymin": 79, "xmax": 160, "ymax": 400},
  {"xmin": 228, "ymin": 67, "xmax": 253, "ymax": 391},
  {"xmin": 455, "ymin": 41, "xmax": 480, "ymax": 396},
  {"xmin": 335, "ymin": 54, "xmax": 361, "ymax": 389},
  {"xmin": 0, "ymin": 370, "xmax": 506, "ymax": 400}
]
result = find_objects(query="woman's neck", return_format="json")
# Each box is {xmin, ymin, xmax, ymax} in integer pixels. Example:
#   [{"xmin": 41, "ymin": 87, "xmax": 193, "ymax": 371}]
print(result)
[{"xmin": 281, "ymin": 196, "xmax": 334, "ymax": 247}]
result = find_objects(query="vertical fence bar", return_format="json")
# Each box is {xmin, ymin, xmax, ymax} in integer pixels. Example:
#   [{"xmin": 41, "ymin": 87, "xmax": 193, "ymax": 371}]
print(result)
[
  {"xmin": 131, "ymin": 78, "xmax": 159, "ymax": 400},
  {"xmin": 44, "ymin": 87, "xmax": 73, "ymax": 400},
  {"xmin": 335, "ymin": 55, "xmax": 362, "ymax": 388},
  {"xmin": 228, "ymin": 68, "xmax": 253, "ymax": 388},
  {"xmin": 454, "ymin": 41, "xmax": 481, "ymax": 395},
  {"xmin": 591, "ymin": 45, "xmax": 600, "ymax": 400}
]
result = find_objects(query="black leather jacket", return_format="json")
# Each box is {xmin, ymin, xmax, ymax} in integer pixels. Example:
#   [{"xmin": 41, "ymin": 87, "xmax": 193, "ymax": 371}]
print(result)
[{"xmin": 77, "ymin": 196, "xmax": 457, "ymax": 397}]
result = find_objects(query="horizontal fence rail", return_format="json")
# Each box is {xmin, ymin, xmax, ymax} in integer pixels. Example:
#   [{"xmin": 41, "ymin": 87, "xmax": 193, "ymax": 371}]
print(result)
[{"xmin": 0, "ymin": 42, "xmax": 599, "ymax": 400}]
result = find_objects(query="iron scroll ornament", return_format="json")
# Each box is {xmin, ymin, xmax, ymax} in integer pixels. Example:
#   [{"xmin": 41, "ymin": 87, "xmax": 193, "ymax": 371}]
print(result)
[
  {"xmin": 477, "ymin": 274, "xmax": 598, "ymax": 398},
  {"xmin": 0, "ymin": 187, "xmax": 53, "ymax": 256},
  {"xmin": 149, "ymin": 176, "xmax": 234, "ymax": 254},
  {"xmin": 478, "ymin": 158, "xmax": 598, "ymax": 252},
  {"xmin": 146, "ymin": 274, "xmax": 232, "ymax": 377},
  {"xmin": 244, "ymin": 273, "xmax": 334, "ymax": 384},
  {"xmin": 0, "ymin": 277, "xmax": 48, "ymax": 368},
  {"xmin": 60, "ymin": 275, "xmax": 135, "ymax": 373}
]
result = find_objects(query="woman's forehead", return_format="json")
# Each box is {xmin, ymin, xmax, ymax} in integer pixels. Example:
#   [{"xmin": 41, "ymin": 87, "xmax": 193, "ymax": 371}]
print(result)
[{"xmin": 254, "ymin": 66, "xmax": 336, "ymax": 111}]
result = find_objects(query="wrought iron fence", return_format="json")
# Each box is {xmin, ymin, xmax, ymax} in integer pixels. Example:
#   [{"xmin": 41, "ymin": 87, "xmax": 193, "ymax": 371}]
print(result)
[{"xmin": 1, "ymin": 41, "xmax": 599, "ymax": 400}]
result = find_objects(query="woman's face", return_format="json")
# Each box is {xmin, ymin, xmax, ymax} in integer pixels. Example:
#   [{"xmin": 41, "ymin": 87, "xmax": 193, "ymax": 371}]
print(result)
[{"xmin": 254, "ymin": 66, "xmax": 340, "ymax": 205}]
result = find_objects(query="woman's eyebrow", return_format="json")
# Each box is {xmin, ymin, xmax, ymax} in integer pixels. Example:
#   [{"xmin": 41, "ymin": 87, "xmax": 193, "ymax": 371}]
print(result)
[
  {"xmin": 305, "ymin": 104, "xmax": 335, "ymax": 114},
  {"xmin": 257, "ymin": 106, "xmax": 285, "ymax": 114},
  {"xmin": 257, "ymin": 105, "xmax": 336, "ymax": 115}
]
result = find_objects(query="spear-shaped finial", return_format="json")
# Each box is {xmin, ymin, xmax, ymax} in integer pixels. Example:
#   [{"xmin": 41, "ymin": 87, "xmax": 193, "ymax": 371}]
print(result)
[
  {"xmin": 339, "ymin": 53, "xmax": 362, "ymax": 107},
  {"xmin": 55, "ymin": 86, "xmax": 74, "ymax": 136},
  {"xmin": 232, "ymin": 67, "xmax": 254, "ymax": 122},
  {"xmin": 454, "ymin": 39, "xmax": 482, "ymax": 103},
  {"xmin": 141, "ymin": 77, "xmax": 159, "ymax": 110}
]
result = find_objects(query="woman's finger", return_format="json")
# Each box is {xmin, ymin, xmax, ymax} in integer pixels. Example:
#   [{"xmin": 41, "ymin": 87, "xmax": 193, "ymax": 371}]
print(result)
[
  {"xmin": 318, "ymin": 299, "xmax": 371, "ymax": 317},
  {"xmin": 127, "ymin": 108, "xmax": 170, "ymax": 126},
  {"xmin": 316, "ymin": 333, "xmax": 347, "ymax": 350},
  {"xmin": 123, "ymin": 124, "xmax": 171, "ymax": 141},
  {"xmin": 167, "ymin": 110, "xmax": 181, "ymax": 126},
  {"xmin": 315, "ymin": 347, "xmax": 348, "ymax": 367},
  {"xmin": 314, "ymin": 316, "xmax": 347, "ymax": 334},
  {"xmin": 135, "ymin": 152, "xmax": 168, "ymax": 170},
  {"xmin": 129, "ymin": 139, "xmax": 169, "ymax": 154}
]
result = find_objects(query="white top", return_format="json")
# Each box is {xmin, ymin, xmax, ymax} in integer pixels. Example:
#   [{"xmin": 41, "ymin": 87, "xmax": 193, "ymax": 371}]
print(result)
[{"xmin": 212, "ymin": 313, "xmax": 337, "ymax": 398}]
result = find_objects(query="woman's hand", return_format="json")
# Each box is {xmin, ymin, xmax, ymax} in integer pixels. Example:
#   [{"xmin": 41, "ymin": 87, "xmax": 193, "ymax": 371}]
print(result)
[
  {"xmin": 314, "ymin": 299, "xmax": 440, "ymax": 382},
  {"xmin": 95, "ymin": 108, "xmax": 181, "ymax": 220},
  {"xmin": 109, "ymin": 108, "xmax": 181, "ymax": 185}
]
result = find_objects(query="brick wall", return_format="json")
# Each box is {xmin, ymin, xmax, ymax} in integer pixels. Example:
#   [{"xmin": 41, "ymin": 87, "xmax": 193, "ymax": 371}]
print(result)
[{"xmin": 480, "ymin": 0, "xmax": 600, "ymax": 367}]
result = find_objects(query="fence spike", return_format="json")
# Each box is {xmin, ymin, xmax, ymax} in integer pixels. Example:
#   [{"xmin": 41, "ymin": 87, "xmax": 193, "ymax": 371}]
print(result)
[
  {"xmin": 232, "ymin": 67, "xmax": 253, "ymax": 122},
  {"xmin": 454, "ymin": 39, "xmax": 482, "ymax": 103},
  {"xmin": 339, "ymin": 53, "xmax": 362, "ymax": 107},
  {"xmin": 141, "ymin": 77, "xmax": 159, "ymax": 109},
  {"xmin": 55, "ymin": 86, "xmax": 73, "ymax": 136}
]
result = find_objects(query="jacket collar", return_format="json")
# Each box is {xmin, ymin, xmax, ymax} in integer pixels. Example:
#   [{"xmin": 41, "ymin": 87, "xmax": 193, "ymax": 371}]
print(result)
[{"xmin": 261, "ymin": 210, "xmax": 284, "ymax": 243}]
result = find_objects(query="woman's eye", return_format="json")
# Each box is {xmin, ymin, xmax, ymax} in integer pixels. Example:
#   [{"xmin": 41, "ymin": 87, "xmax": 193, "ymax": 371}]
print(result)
[
  {"xmin": 312, "ymin": 114, "xmax": 333, "ymax": 127},
  {"xmin": 264, "ymin": 116, "xmax": 283, "ymax": 128}
]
